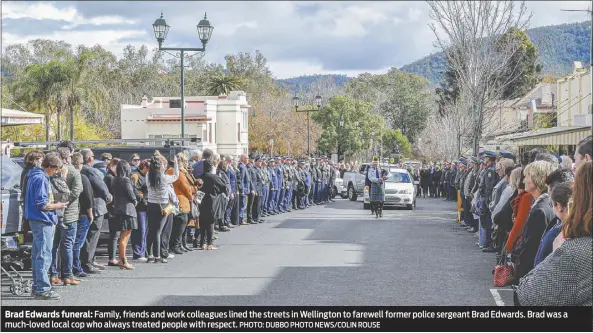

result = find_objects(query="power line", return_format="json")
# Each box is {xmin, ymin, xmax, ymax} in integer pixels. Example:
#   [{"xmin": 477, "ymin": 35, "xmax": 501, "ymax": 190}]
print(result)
[{"xmin": 552, "ymin": 93, "xmax": 592, "ymax": 121}]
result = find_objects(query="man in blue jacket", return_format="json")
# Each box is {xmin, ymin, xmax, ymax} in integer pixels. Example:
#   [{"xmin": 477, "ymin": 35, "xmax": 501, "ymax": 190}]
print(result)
[
  {"xmin": 275, "ymin": 156, "xmax": 284, "ymax": 213},
  {"xmin": 266, "ymin": 158, "xmax": 277, "ymax": 215},
  {"xmin": 226, "ymin": 156, "xmax": 238, "ymax": 227},
  {"xmin": 25, "ymin": 152, "xmax": 69, "ymax": 300},
  {"xmin": 238, "ymin": 154, "xmax": 253, "ymax": 225}
]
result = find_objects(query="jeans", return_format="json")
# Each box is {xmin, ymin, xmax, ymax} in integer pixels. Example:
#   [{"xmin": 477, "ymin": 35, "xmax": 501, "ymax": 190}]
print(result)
[
  {"xmin": 73, "ymin": 216, "xmax": 91, "ymax": 275},
  {"xmin": 170, "ymin": 213, "xmax": 189, "ymax": 250},
  {"xmin": 481, "ymin": 213, "xmax": 493, "ymax": 248},
  {"xmin": 239, "ymin": 194, "xmax": 248, "ymax": 222},
  {"xmin": 30, "ymin": 220, "xmax": 54, "ymax": 295},
  {"xmin": 478, "ymin": 216, "xmax": 487, "ymax": 247},
  {"xmin": 225, "ymin": 196, "xmax": 236, "ymax": 225},
  {"xmin": 131, "ymin": 211, "xmax": 147, "ymax": 259},
  {"xmin": 160, "ymin": 214, "xmax": 173, "ymax": 256},
  {"xmin": 50, "ymin": 222, "xmax": 78, "ymax": 278}
]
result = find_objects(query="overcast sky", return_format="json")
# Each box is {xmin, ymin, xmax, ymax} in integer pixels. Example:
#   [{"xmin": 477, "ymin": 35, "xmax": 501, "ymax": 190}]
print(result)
[{"xmin": 2, "ymin": 1, "xmax": 591, "ymax": 79}]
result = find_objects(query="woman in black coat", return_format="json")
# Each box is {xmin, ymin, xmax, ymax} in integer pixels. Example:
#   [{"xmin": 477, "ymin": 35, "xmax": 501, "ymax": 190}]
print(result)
[
  {"xmin": 104, "ymin": 158, "xmax": 121, "ymax": 266},
  {"xmin": 111, "ymin": 160, "xmax": 140, "ymax": 269},
  {"xmin": 420, "ymin": 167, "xmax": 432, "ymax": 198},
  {"xmin": 198, "ymin": 160, "xmax": 228, "ymax": 250}
]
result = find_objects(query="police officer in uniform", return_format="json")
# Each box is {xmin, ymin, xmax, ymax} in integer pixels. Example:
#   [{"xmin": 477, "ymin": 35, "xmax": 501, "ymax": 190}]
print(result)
[
  {"xmin": 303, "ymin": 159, "xmax": 312, "ymax": 208},
  {"xmin": 463, "ymin": 157, "xmax": 480, "ymax": 233},
  {"xmin": 309, "ymin": 159, "xmax": 318, "ymax": 206},
  {"xmin": 259, "ymin": 156, "xmax": 270, "ymax": 218},
  {"xmin": 246, "ymin": 155, "xmax": 259, "ymax": 224},
  {"xmin": 274, "ymin": 156, "xmax": 285, "ymax": 214},
  {"xmin": 477, "ymin": 151, "xmax": 499, "ymax": 252},
  {"xmin": 328, "ymin": 162, "xmax": 337, "ymax": 202},
  {"xmin": 266, "ymin": 158, "xmax": 278, "ymax": 215},
  {"xmin": 252, "ymin": 156, "xmax": 265, "ymax": 224}
]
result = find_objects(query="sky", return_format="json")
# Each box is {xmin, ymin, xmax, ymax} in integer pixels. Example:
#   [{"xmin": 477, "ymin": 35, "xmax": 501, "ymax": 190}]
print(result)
[{"xmin": 1, "ymin": 1, "xmax": 591, "ymax": 79}]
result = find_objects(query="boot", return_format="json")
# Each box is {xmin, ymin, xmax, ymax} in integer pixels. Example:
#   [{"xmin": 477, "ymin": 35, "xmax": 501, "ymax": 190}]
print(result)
[{"xmin": 119, "ymin": 257, "xmax": 135, "ymax": 270}]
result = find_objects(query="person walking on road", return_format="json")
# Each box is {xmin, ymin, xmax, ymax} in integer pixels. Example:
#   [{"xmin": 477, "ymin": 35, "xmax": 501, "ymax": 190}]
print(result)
[{"xmin": 367, "ymin": 157, "xmax": 387, "ymax": 218}]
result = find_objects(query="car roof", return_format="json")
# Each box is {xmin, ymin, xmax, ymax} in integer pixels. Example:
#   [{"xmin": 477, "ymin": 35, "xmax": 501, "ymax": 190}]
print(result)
[{"xmin": 389, "ymin": 168, "xmax": 410, "ymax": 173}]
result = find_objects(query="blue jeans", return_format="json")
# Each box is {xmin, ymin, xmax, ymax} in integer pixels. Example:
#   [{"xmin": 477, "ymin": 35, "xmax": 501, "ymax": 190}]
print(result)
[
  {"xmin": 73, "ymin": 216, "xmax": 91, "ymax": 275},
  {"xmin": 239, "ymin": 194, "xmax": 247, "ymax": 222},
  {"xmin": 30, "ymin": 220, "xmax": 54, "ymax": 295},
  {"xmin": 50, "ymin": 221, "xmax": 78, "ymax": 278},
  {"xmin": 131, "ymin": 211, "xmax": 148, "ymax": 259}
]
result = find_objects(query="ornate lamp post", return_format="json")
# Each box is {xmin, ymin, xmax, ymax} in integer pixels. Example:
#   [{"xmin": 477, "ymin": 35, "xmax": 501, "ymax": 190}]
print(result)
[
  {"xmin": 294, "ymin": 95, "xmax": 322, "ymax": 156},
  {"xmin": 152, "ymin": 12, "xmax": 214, "ymax": 139}
]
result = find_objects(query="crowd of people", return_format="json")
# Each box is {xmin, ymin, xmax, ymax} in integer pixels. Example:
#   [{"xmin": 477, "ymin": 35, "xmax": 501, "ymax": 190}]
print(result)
[
  {"xmin": 416, "ymin": 136, "xmax": 592, "ymax": 306},
  {"xmin": 20, "ymin": 143, "xmax": 340, "ymax": 300}
]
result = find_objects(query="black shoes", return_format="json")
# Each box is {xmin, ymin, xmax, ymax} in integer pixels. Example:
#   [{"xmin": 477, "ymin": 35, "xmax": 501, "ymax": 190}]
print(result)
[{"xmin": 171, "ymin": 248, "xmax": 184, "ymax": 255}]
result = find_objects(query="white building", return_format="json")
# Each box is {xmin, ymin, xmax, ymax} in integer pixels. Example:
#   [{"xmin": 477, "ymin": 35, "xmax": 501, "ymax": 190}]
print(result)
[
  {"xmin": 120, "ymin": 91, "xmax": 250, "ymax": 155},
  {"xmin": 556, "ymin": 61, "xmax": 592, "ymax": 127}
]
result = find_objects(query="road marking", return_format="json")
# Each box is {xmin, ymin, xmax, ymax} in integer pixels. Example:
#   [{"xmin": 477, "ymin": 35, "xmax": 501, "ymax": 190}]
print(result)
[{"xmin": 490, "ymin": 289, "xmax": 506, "ymax": 306}]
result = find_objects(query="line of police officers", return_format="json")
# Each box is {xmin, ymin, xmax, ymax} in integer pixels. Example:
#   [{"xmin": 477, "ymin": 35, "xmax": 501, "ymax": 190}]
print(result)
[
  {"xmin": 440, "ymin": 150, "xmax": 515, "ymax": 252},
  {"xmin": 242, "ymin": 155, "xmax": 338, "ymax": 223}
]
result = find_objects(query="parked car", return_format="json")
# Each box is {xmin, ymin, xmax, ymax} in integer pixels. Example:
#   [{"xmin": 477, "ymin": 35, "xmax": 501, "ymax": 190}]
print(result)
[
  {"xmin": 363, "ymin": 168, "xmax": 417, "ymax": 210},
  {"xmin": 1, "ymin": 155, "xmax": 23, "ymax": 237},
  {"xmin": 333, "ymin": 176, "xmax": 347, "ymax": 199}
]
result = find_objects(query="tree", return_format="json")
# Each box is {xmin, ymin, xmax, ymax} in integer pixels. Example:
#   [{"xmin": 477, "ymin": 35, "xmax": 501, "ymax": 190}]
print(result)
[
  {"xmin": 427, "ymin": 0, "xmax": 532, "ymax": 154},
  {"xmin": 206, "ymin": 74, "xmax": 244, "ymax": 96},
  {"xmin": 382, "ymin": 129, "xmax": 412, "ymax": 158},
  {"xmin": 311, "ymin": 95, "xmax": 384, "ymax": 160},
  {"xmin": 378, "ymin": 69, "xmax": 431, "ymax": 142},
  {"xmin": 497, "ymin": 27, "xmax": 542, "ymax": 99}
]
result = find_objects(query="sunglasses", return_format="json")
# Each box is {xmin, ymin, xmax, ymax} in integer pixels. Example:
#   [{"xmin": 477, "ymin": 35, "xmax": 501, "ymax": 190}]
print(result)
[{"xmin": 133, "ymin": 159, "xmax": 140, "ymax": 161}]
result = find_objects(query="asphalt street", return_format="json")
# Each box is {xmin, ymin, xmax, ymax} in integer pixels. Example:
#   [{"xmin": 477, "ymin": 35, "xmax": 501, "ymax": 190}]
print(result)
[{"xmin": 1, "ymin": 197, "xmax": 513, "ymax": 306}]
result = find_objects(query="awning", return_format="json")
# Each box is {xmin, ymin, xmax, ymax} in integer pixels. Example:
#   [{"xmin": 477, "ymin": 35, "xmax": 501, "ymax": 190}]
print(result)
[
  {"xmin": 1, "ymin": 108, "xmax": 44, "ymax": 126},
  {"xmin": 508, "ymin": 126, "xmax": 591, "ymax": 146}
]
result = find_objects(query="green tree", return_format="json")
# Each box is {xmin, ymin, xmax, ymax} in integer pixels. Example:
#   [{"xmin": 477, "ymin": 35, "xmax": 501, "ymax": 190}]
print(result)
[
  {"xmin": 379, "ymin": 69, "xmax": 431, "ymax": 142},
  {"xmin": 497, "ymin": 27, "xmax": 542, "ymax": 99},
  {"xmin": 312, "ymin": 95, "xmax": 384, "ymax": 159},
  {"xmin": 382, "ymin": 129, "xmax": 412, "ymax": 158}
]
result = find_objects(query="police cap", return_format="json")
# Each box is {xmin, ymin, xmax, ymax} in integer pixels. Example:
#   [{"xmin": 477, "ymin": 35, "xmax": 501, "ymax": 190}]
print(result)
[
  {"xmin": 470, "ymin": 156, "xmax": 479, "ymax": 164},
  {"xmin": 483, "ymin": 150, "xmax": 497, "ymax": 158},
  {"xmin": 498, "ymin": 150, "xmax": 515, "ymax": 161}
]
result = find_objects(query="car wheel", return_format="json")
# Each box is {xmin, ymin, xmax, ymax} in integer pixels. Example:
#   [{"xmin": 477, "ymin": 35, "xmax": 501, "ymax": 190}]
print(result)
[
  {"xmin": 348, "ymin": 184, "xmax": 358, "ymax": 201},
  {"xmin": 363, "ymin": 202, "xmax": 370, "ymax": 210},
  {"xmin": 332, "ymin": 186, "xmax": 337, "ymax": 199}
]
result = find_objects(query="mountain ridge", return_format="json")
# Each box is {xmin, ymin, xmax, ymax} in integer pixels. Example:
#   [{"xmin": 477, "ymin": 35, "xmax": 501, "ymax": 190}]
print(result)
[{"xmin": 276, "ymin": 21, "xmax": 591, "ymax": 89}]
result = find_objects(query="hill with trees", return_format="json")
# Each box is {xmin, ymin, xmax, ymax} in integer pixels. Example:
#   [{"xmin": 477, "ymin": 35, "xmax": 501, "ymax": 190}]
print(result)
[{"xmin": 400, "ymin": 21, "xmax": 592, "ymax": 85}]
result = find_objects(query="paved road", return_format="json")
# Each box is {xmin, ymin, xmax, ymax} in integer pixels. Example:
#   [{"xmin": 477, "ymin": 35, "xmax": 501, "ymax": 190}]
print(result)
[{"xmin": 2, "ymin": 197, "xmax": 513, "ymax": 306}]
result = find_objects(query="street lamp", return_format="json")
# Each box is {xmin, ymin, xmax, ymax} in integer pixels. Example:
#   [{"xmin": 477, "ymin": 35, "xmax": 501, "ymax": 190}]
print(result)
[
  {"xmin": 152, "ymin": 12, "xmax": 214, "ymax": 139},
  {"xmin": 294, "ymin": 95, "xmax": 322, "ymax": 156}
]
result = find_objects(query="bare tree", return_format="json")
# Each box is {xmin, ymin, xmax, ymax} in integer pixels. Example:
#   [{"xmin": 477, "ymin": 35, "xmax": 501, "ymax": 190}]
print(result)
[{"xmin": 427, "ymin": 0, "xmax": 532, "ymax": 154}]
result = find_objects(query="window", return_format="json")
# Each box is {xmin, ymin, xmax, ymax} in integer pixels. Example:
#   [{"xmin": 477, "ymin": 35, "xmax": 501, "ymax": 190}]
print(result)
[
  {"xmin": 385, "ymin": 172, "xmax": 411, "ymax": 183},
  {"xmin": 202, "ymin": 128, "xmax": 207, "ymax": 142},
  {"xmin": 237, "ymin": 122, "xmax": 241, "ymax": 142},
  {"xmin": 208, "ymin": 123, "xmax": 212, "ymax": 143}
]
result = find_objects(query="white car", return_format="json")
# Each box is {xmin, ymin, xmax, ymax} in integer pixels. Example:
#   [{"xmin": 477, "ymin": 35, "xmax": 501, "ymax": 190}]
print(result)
[
  {"xmin": 333, "ymin": 177, "xmax": 347, "ymax": 199},
  {"xmin": 363, "ymin": 168, "xmax": 417, "ymax": 210}
]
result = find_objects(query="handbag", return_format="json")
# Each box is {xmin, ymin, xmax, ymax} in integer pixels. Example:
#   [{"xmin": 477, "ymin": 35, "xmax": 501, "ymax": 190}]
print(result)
[{"xmin": 493, "ymin": 263, "xmax": 516, "ymax": 287}]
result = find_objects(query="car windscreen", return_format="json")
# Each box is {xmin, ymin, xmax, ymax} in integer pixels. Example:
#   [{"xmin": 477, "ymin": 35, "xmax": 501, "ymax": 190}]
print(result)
[
  {"xmin": 385, "ymin": 172, "xmax": 411, "ymax": 183},
  {"xmin": 1, "ymin": 155, "xmax": 24, "ymax": 190}
]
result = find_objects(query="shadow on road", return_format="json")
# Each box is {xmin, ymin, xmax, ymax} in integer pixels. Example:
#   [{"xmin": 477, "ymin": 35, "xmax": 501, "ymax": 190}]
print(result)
[{"xmin": 150, "ymin": 199, "xmax": 496, "ymax": 306}]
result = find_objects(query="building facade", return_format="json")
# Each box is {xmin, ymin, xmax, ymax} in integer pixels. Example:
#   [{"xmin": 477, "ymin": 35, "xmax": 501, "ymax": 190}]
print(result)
[
  {"xmin": 120, "ymin": 91, "xmax": 250, "ymax": 156},
  {"xmin": 556, "ymin": 61, "xmax": 592, "ymax": 127}
]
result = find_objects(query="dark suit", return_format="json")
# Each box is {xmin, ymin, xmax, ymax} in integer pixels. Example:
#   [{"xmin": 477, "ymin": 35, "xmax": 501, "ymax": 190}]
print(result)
[
  {"xmin": 237, "ymin": 162, "xmax": 252, "ymax": 223},
  {"xmin": 246, "ymin": 164, "xmax": 259, "ymax": 222},
  {"xmin": 226, "ymin": 167, "xmax": 238, "ymax": 226},
  {"xmin": 512, "ymin": 195, "xmax": 556, "ymax": 279},
  {"xmin": 80, "ymin": 164, "xmax": 112, "ymax": 271}
]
